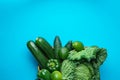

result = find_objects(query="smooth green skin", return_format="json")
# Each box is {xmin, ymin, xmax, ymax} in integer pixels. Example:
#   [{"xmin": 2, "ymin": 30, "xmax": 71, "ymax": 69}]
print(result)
[
  {"xmin": 37, "ymin": 69, "xmax": 51, "ymax": 80},
  {"xmin": 51, "ymin": 71, "xmax": 62, "ymax": 80},
  {"xmin": 65, "ymin": 40, "xmax": 73, "ymax": 51},
  {"xmin": 72, "ymin": 41, "xmax": 84, "ymax": 51},
  {"xmin": 58, "ymin": 47, "xmax": 69, "ymax": 60},
  {"xmin": 35, "ymin": 37, "xmax": 55, "ymax": 59},
  {"xmin": 27, "ymin": 41, "xmax": 48, "ymax": 68},
  {"xmin": 54, "ymin": 36, "xmax": 62, "ymax": 59}
]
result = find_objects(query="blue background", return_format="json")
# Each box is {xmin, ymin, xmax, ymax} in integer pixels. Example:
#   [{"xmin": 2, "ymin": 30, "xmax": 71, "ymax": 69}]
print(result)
[{"xmin": 0, "ymin": 0, "xmax": 120, "ymax": 80}]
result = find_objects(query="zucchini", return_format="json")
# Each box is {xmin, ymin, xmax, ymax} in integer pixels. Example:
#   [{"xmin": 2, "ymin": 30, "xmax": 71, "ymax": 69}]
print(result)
[
  {"xmin": 54, "ymin": 36, "xmax": 62, "ymax": 59},
  {"xmin": 35, "ymin": 37, "xmax": 54, "ymax": 59},
  {"xmin": 65, "ymin": 40, "xmax": 73, "ymax": 51},
  {"xmin": 27, "ymin": 41, "xmax": 48, "ymax": 68}
]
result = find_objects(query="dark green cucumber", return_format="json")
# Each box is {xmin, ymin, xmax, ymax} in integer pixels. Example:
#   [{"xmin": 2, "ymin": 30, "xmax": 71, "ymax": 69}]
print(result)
[
  {"xmin": 54, "ymin": 36, "xmax": 62, "ymax": 59},
  {"xmin": 35, "ymin": 37, "xmax": 54, "ymax": 59},
  {"xmin": 27, "ymin": 41, "xmax": 48, "ymax": 68},
  {"xmin": 65, "ymin": 40, "xmax": 73, "ymax": 51}
]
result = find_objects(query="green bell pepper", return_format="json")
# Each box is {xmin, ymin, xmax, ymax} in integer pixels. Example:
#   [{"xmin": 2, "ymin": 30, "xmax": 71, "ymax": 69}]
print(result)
[
  {"xmin": 37, "ymin": 69, "xmax": 51, "ymax": 80},
  {"xmin": 47, "ymin": 59, "xmax": 60, "ymax": 72}
]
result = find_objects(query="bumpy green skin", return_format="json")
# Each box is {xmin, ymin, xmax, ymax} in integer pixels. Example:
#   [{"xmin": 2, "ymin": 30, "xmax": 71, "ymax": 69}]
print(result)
[
  {"xmin": 61, "ymin": 47, "xmax": 107, "ymax": 80},
  {"xmin": 68, "ymin": 47, "xmax": 100, "ymax": 61}
]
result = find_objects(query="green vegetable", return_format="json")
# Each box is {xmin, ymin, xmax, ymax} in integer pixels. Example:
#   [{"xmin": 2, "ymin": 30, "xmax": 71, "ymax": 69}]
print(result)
[
  {"xmin": 51, "ymin": 71, "xmax": 62, "ymax": 80},
  {"xmin": 84, "ymin": 62, "xmax": 95, "ymax": 76},
  {"xmin": 61, "ymin": 60, "xmax": 76, "ymax": 80},
  {"xmin": 27, "ymin": 36, "xmax": 107, "ymax": 80},
  {"xmin": 35, "ymin": 37, "xmax": 54, "ymax": 59},
  {"xmin": 54, "ymin": 36, "xmax": 62, "ymax": 60},
  {"xmin": 37, "ymin": 69, "xmax": 51, "ymax": 80},
  {"xmin": 91, "ymin": 48, "xmax": 107, "ymax": 68},
  {"xmin": 47, "ymin": 59, "xmax": 60, "ymax": 72},
  {"xmin": 92, "ymin": 68, "xmax": 100, "ymax": 80},
  {"xmin": 68, "ymin": 47, "xmax": 100, "ymax": 61},
  {"xmin": 61, "ymin": 47, "xmax": 107, "ymax": 80},
  {"xmin": 72, "ymin": 41, "xmax": 84, "ymax": 51},
  {"xmin": 27, "ymin": 41, "xmax": 48, "ymax": 68},
  {"xmin": 65, "ymin": 40, "xmax": 73, "ymax": 51},
  {"xmin": 74, "ymin": 64, "xmax": 92, "ymax": 80},
  {"xmin": 58, "ymin": 47, "xmax": 69, "ymax": 60},
  {"xmin": 61, "ymin": 60, "xmax": 101, "ymax": 80}
]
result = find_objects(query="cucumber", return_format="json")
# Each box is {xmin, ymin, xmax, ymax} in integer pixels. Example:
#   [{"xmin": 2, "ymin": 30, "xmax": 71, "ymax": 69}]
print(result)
[
  {"xmin": 54, "ymin": 36, "xmax": 62, "ymax": 59},
  {"xmin": 27, "ymin": 41, "xmax": 48, "ymax": 68},
  {"xmin": 35, "ymin": 37, "xmax": 54, "ymax": 59},
  {"xmin": 65, "ymin": 40, "xmax": 73, "ymax": 51}
]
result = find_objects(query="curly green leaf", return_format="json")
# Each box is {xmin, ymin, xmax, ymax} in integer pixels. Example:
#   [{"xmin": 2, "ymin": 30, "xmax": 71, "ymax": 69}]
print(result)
[{"xmin": 68, "ymin": 47, "xmax": 100, "ymax": 61}]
